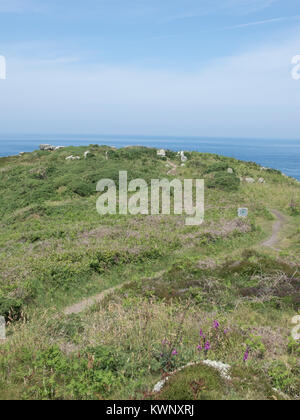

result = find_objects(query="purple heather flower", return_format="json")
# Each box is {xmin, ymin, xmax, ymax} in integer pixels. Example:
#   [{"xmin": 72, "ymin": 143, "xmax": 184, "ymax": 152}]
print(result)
[
  {"xmin": 172, "ymin": 349, "xmax": 178, "ymax": 356},
  {"xmin": 204, "ymin": 341, "xmax": 211, "ymax": 351},
  {"xmin": 243, "ymin": 348, "xmax": 250, "ymax": 362},
  {"xmin": 199, "ymin": 329, "xmax": 205, "ymax": 337},
  {"xmin": 213, "ymin": 320, "xmax": 220, "ymax": 329},
  {"xmin": 197, "ymin": 345, "xmax": 203, "ymax": 351}
]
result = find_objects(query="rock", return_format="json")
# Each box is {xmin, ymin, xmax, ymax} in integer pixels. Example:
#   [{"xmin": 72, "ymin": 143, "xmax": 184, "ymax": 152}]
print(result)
[
  {"xmin": 258, "ymin": 178, "xmax": 265, "ymax": 184},
  {"xmin": 245, "ymin": 177, "xmax": 255, "ymax": 183},
  {"xmin": 157, "ymin": 149, "xmax": 166, "ymax": 157},
  {"xmin": 84, "ymin": 151, "xmax": 90, "ymax": 159},
  {"xmin": 40, "ymin": 144, "xmax": 65, "ymax": 151},
  {"xmin": 19, "ymin": 152, "xmax": 25, "ymax": 156},
  {"xmin": 203, "ymin": 360, "xmax": 231, "ymax": 381},
  {"xmin": 153, "ymin": 379, "xmax": 167, "ymax": 393},
  {"xmin": 152, "ymin": 360, "xmax": 231, "ymax": 394},
  {"xmin": 40, "ymin": 144, "xmax": 55, "ymax": 151},
  {"xmin": 227, "ymin": 168, "xmax": 234, "ymax": 174},
  {"xmin": 65, "ymin": 155, "xmax": 80, "ymax": 161},
  {"xmin": 178, "ymin": 151, "xmax": 187, "ymax": 163}
]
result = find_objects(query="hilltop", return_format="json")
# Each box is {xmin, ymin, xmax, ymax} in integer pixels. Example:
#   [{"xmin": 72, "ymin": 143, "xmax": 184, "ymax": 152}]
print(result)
[{"xmin": 0, "ymin": 145, "xmax": 300, "ymax": 400}]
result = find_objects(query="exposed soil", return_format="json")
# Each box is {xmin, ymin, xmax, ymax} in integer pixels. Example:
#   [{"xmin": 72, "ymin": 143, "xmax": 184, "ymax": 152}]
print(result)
[{"xmin": 261, "ymin": 210, "xmax": 286, "ymax": 248}]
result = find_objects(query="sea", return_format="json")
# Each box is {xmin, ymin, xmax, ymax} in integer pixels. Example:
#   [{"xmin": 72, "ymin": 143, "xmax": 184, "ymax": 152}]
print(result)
[{"xmin": 0, "ymin": 134, "xmax": 299, "ymax": 180}]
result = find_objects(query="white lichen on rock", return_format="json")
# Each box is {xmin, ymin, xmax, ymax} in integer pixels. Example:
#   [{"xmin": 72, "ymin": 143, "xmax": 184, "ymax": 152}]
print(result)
[{"xmin": 202, "ymin": 360, "xmax": 231, "ymax": 381}]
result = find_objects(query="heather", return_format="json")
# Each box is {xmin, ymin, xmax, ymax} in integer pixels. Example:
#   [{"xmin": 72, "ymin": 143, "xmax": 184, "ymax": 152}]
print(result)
[{"xmin": 0, "ymin": 145, "xmax": 299, "ymax": 400}]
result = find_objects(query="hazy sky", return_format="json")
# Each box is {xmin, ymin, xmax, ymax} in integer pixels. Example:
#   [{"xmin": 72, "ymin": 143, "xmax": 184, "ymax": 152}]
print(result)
[{"xmin": 0, "ymin": 0, "xmax": 300, "ymax": 138}]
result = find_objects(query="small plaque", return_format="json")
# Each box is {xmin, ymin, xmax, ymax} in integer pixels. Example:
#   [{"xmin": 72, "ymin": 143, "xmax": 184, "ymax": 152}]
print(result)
[{"xmin": 238, "ymin": 208, "xmax": 248, "ymax": 218}]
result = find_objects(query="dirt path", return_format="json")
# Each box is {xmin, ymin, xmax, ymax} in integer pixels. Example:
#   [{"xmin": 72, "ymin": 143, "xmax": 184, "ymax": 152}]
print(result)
[
  {"xmin": 63, "ymin": 283, "xmax": 127, "ymax": 315},
  {"xmin": 63, "ymin": 210, "xmax": 287, "ymax": 316},
  {"xmin": 261, "ymin": 209, "xmax": 286, "ymax": 248},
  {"xmin": 2, "ymin": 208, "xmax": 287, "ymax": 329},
  {"xmin": 167, "ymin": 160, "xmax": 177, "ymax": 176}
]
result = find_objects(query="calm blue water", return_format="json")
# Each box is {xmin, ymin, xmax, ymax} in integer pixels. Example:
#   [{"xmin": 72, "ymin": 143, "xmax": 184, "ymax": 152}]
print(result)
[{"xmin": 0, "ymin": 134, "xmax": 300, "ymax": 180}]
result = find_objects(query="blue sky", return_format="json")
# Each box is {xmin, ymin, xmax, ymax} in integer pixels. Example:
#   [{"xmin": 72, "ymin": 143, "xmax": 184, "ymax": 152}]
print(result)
[{"xmin": 0, "ymin": 0, "xmax": 300, "ymax": 138}]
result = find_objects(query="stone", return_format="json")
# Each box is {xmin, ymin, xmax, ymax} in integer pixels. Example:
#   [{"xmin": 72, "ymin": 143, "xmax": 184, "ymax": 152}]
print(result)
[
  {"xmin": 157, "ymin": 149, "xmax": 166, "ymax": 157},
  {"xmin": 202, "ymin": 360, "xmax": 231, "ymax": 381},
  {"xmin": 245, "ymin": 177, "xmax": 255, "ymax": 183},
  {"xmin": 227, "ymin": 168, "xmax": 234, "ymax": 174},
  {"xmin": 65, "ymin": 155, "xmax": 80, "ymax": 161},
  {"xmin": 258, "ymin": 178, "xmax": 265, "ymax": 183},
  {"xmin": 84, "ymin": 151, "xmax": 90, "ymax": 159},
  {"xmin": 179, "ymin": 151, "xmax": 187, "ymax": 163},
  {"xmin": 40, "ymin": 144, "xmax": 55, "ymax": 151}
]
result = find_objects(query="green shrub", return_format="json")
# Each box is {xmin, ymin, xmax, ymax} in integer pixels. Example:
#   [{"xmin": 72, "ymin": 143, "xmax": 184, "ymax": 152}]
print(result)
[
  {"xmin": 0, "ymin": 296, "xmax": 23, "ymax": 322},
  {"xmin": 267, "ymin": 361, "xmax": 296, "ymax": 395},
  {"xmin": 204, "ymin": 162, "xmax": 229, "ymax": 174},
  {"xmin": 26, "ymin": 345, "xmax": 125, "ymax": 399},
  {"xmin": 155, "ymin": 364, "xmax": 224, "ymax": 400},
  {"xmin": 206, "ymin": 172, "xmax": 240, "ymax": 191},
  {"xmin": 69, "ymin": 179, "xmax": 94, "ymax": 197}
]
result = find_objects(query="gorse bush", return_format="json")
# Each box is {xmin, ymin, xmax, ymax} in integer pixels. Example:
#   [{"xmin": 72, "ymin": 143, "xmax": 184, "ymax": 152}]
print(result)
[
  {"xmin": 206, "ymin": 172, "xmax": 240, "ymax": 191},
  {"xmin": 204, "ymin": 162, "xmax": 229, "ymax": 174},
  {"xmin": 0, "ymin": 296, "xmax": 23, "ymax": 322},
  {"xmin": 90, "ymin": 248, "xmax": 163, "ymax": 274}
]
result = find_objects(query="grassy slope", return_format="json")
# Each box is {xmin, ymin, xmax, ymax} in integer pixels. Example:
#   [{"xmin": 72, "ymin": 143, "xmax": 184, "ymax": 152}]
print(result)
[{"xmin": 0, "ymin": 145, "xmax": 299, "ymax": 400}]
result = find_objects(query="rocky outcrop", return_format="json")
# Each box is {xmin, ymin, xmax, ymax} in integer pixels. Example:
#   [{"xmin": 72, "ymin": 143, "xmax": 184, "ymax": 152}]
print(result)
[
  {"xmin": 40, "ymin": 144, "xmax": 55, "ymax": 151},
  {"xmin": 39, "ymin": 144, "xmax": 65, "ymax": 151},
  {"xmin": 178, "ymin": 151, "xmax": 187, "ymax": 163},
  {"xmin": 245, "ymin": 177, "xmax": 255, "ymax": 183},
  {"xmin": 65, "ymin": 155, "xmax": 80, "ymax": 161},
  {"xmin": 157, "ymin": 149, "xmax": 166, "ymax": 157},
  {"xmin": 152, "ymin": 360, "xmax": 231, "ymax": 393}
]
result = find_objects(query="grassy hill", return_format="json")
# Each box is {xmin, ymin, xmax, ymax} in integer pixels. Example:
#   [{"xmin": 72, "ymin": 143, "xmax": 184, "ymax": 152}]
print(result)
[{"xmin": 0, "ymin": 145, "xmax": 300, "ymax": 400}]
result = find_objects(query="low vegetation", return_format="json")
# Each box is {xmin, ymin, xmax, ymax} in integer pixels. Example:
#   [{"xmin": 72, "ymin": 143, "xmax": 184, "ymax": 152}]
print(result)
[{"xmin": 0, "ymin": 145, "xmax": 299, "ymax": 400}]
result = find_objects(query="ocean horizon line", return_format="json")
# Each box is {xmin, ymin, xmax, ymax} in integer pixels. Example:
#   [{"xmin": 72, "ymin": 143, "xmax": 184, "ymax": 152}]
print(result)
[{"xmin": 1, "ymin": 134, "xmax": 300, "ymax": 181}]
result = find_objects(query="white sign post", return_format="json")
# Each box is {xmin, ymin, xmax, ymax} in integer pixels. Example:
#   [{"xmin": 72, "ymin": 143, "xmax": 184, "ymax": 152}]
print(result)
[
  {"xmin": 292, "ymin": 315, "xmax": 300, "ymax": 341},
  {"xmin": 0, "ymin": 316, "xmax": 5, "ymax": 340}
]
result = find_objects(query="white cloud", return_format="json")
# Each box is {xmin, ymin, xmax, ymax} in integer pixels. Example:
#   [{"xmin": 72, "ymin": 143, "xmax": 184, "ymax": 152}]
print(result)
[
  {"xmin": 226, "ymin": 15, "xmax": 300, "ymax": 29},
  {"xmin": 0, "ymin": 30, "xmax": 299, "ymax": 138},
  {"xmin": 161, "ymin": 0, "xmax": 279, "ymax": 23},
  {"xmin": 226, "ymin": 0, "xmax": 278, "ymax": 15}
]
